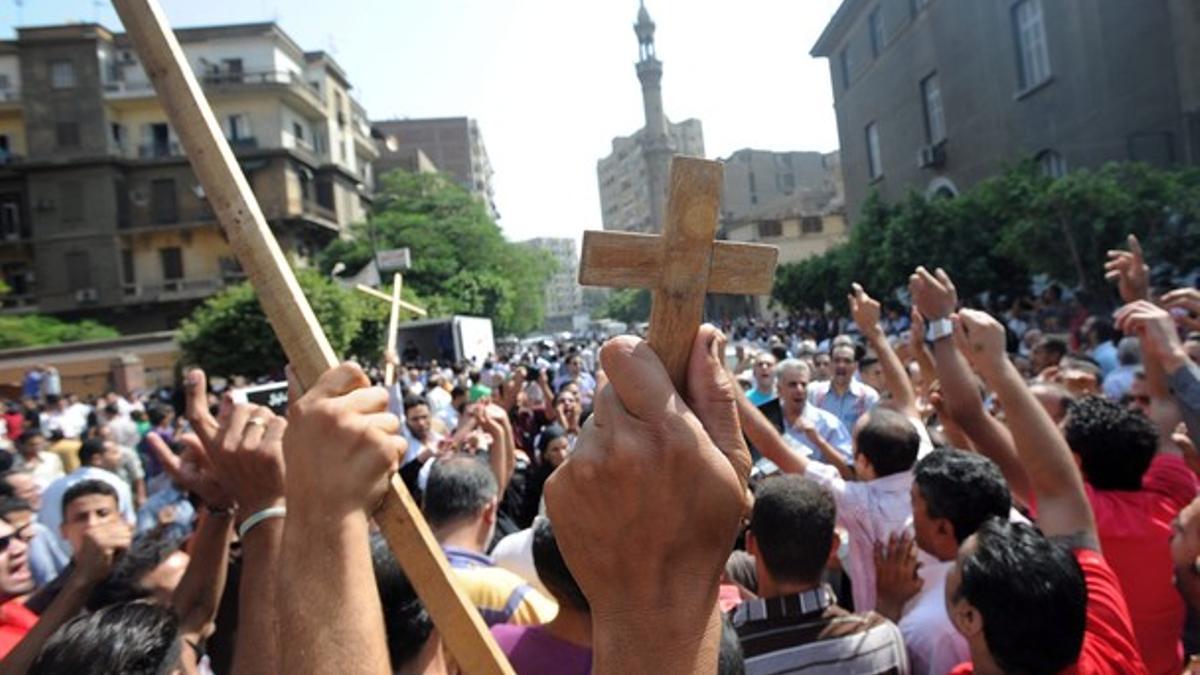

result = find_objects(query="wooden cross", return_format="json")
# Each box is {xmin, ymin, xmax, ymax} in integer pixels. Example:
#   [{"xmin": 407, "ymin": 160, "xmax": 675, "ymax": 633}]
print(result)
[
  {"xmin": 356, "ymin": 282, "xmax": 429, "ymax": 317},
  {"xmin": 112, "ymin": 2, "xmax": 513, "ymax": 673},
  {"xmin": 579, "ymin": 157, "xmax": 779, "ymax": 389}
]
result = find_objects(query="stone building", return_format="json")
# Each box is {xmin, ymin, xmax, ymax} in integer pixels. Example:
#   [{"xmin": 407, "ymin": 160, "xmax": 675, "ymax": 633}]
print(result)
[{"xmin": 372, "ymin": 117, "xmax": 497, "ymax": 220}]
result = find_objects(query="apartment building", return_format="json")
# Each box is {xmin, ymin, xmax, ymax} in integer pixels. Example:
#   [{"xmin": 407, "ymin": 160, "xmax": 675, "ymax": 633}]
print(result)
[
  {"xmin": 0, "ymin": 22, "xmax": 379, "ymax": 332},
  {"xmin": 372, "ymin": 117, "xmax": 498, "ymax": 220}
]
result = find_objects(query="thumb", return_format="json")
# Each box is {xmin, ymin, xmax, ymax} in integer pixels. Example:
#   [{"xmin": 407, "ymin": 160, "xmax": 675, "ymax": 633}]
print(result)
[{"xmin": 685, "ymin": 324, "xmax": 751, "ymax": 493}]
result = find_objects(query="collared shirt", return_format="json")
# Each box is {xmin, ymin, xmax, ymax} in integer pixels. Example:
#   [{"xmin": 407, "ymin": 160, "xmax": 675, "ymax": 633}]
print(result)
[
  {"xmin": 1102, "ymin": 365, "xmax": 1139, "ymax": 401},
  {"xmin": 898, "ymin": 560, "xmax": 969, "ymax": 675},
  {"xmin": 782, "ymin": 405, "xmax": 852, "ymax": 464},
  {"xmin": 730, "ymin": 586, "xmax": 909, "ymax": 674},
  {"xmin": 808, "ymin": 380, "xmax": 880, "ymax": 432},
  {"xmin": 804, "ymin": 462, "xmax": 934, "ymax": 612},
  {"xmin": 442, "ymin": 545, "xmax": 557, "ymax": 626},
  {"xmin": 747, "ymin": 387, "xmax": 776, "ymax": 407}
]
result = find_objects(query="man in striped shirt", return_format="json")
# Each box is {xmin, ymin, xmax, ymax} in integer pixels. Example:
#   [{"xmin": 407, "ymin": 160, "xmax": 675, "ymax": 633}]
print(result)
[{"xmin": 732, "ymin": 474, "xmax": 909, "ymax": 674}]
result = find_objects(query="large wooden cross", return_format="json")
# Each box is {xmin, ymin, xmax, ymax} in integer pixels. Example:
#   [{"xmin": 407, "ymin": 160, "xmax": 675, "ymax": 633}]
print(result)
[
  {"xmin": 111, "ymin": 1, "xmax": 512, "ymax": 673},
  {"xmin": 580, "ymin": 157, "xmax": 779, "ymax": 389}
]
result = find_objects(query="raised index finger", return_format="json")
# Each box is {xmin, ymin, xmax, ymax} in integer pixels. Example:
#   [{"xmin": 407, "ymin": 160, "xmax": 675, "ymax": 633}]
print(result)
[{"xmin": 184, "ymin": 368, "xmax": 219, "ymax": 450}]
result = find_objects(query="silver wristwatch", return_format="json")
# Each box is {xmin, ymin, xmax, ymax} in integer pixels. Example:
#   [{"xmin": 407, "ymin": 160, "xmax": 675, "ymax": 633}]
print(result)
[{"xmin": 926, "ymin": 317, "xmax": 954, "ymax": 342}]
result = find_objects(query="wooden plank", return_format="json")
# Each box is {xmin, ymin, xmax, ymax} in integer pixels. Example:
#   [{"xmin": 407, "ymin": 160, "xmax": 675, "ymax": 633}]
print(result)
[
  {"xmin": 384, "ymin": 273, "xmax": 402, "ymax": 386},
  {"xmin": 579, "ymin": 232, "xmax": 777, "ymax": 295},
  {"xmin": 647, "ymin": 157, "xmax": 723, "ymax": 390},
  {"xmin": 355, "ymin": 284, "xmax": 429, "ymax": 316},
  {"xmin": 111, "ymin": 2, "xmax": 512, "ymax": 673}
]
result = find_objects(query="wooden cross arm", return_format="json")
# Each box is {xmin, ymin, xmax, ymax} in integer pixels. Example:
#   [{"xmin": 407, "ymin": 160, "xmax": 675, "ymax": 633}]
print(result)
[
  {"xmin": 578, "ymin": 231, "xmax": 778, "ymax": 296},
  {"xmin": 356, "ymin": 284, "xmax": 430, "ymax": 316}
]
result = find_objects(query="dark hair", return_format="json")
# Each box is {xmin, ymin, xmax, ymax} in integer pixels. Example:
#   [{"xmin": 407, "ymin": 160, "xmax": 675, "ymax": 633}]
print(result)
[
  {"xmin": 855, "ymin": 408, "xmax": 920, "ymax": 477},
  {"xmin": 78, "ymin": 438, "xmax": 106, "ymax": 466},
  {"xmin": 450, "ymin": 385, "xmax": 467, "ymax": 400},
  {"xmin": 859, "ymin": 351, "xmax": 880, "ymax": 368},
  {"xmin": 1064, "ymin": 396, "xmax": 1158, "ymax": 491},
  {"xmin": 62, "ymin": 479, "xmax": 119, "ymax": 518},
  {"xmin": 1089, "ymin": 318, "xmax": 1116, "ymax": 345},
  {"xmin": 147, "ymin": 405, "xmax": 170, "ymax": 428},
  {"xmin": 104, "ymin": 403, "xmax": 120, "ymax": 417},
  {"xmin": 370, "ymin": 533, "xmax": 433, "ymax": 668},
  {"xmin": 956, "ymin": 519, "xmax": 1086, "ymax": 673},
  {"xmin": 914, "ymin": 450, "xmax": 1011, "ymax": 543},
  {"xmin": 421, "ymin": 456, "xmax": 497, "ymax": 528},
  {"xmin": 532, "ymin": 518, "xmax": 587, "ymax": 611},
  {"xmin": 402, "ymin": 394, "xmax": 429, "ymax": 413},
  {"xmin": 29, "ymin": 601, "xmax": 181, "ymax": 675},
  {"xmin": 718, "ymin": 615, "xmax": 746, "ymax": 675},
  {"xmin": 0, "ymin": 497, "xmax": 32, "ymax": 521},
  {"xmin": 749, "ymin": 475, "xmax": 835, "ymax": 584},
  {"xmin": 87, "ymin": 527, "xmax": 187, "ymax": 611},
  {"xmin": 1036, "ymin": 336, "xmax": 1068, "ymax": 359},
  {"xmin": 17, "ymin": 429, "xmax": 44, "ymax": 447}
]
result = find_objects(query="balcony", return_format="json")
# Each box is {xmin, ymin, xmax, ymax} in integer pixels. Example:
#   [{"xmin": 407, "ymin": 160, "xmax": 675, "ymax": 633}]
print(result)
[
  {"xmin": 201, "ymin": 70, "xmax": 326, "ymax": 118},
  {"xmin": 122, "ymin": 277, "xmax": 225, "ymax": 302},
  {"xmin": 137, "ymin": 141, "xmax": 182, "ymax": 159},
  {"xmin": 0, "ymin": 293, "xmax": 37, "ymax": 314}
]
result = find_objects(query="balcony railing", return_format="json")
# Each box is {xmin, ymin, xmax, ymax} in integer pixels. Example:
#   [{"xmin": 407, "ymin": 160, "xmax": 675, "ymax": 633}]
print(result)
[
  {"xmin": 201, "ymin": 70, "xmax": 325, "ymax": 104},
  {"xmin": 0, "ymin": 293, "xmax": 37, "ymax": 313},
  {"xmin": 137, "ymin": 141, "xmax": 181, "ymax": 159},
  {"xmin": 123, "ymin": 278, "xmax": 224, "ymax": 301}
]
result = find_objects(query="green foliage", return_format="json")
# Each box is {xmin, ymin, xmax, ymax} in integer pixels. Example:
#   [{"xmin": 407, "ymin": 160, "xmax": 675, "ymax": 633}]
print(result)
[
  {"xmin": 773, "ymin": 162, "xmax": 1200, "ymax": 313},
  {"xmin": 596, "ymin": 288, "xmax": 651, "ymax": 323},
  {"xmin": 0, "ymin": 315, "xmax": 120, "ymax": 349},
  {"xmin": 319, "ymin": 170, "xmax": 555, "ymax": 335},
  {"xmin": 178, "ymin": 270, "xmax": 365, "ymax": 378}
]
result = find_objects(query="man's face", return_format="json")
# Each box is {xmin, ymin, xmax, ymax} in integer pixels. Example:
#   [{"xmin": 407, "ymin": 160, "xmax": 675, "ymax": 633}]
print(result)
[
  {"xmin": 406, "ymin": 405, "xmax": 433, "ymax": 441},
  {"xmin": 813, "ymin": 354, "xmax": 832, "ymax": 380},
  {"xmin": 566, "ymin": 357, "xmax": 582, "ymax": 376},
  {"xmin": 544, "ymin": 437, "xmax": 571, "ymax": 468},
  {"xmin": 2, "ymin": 509, "xmax": 35, "ymax": 546},
  {"xmin": 0, "ymin": 519, "xmax": 33, "ymax": 600},
  {"xmin": 101, "ymin": 441, "xmax": 122, "ymax": 470},
  {"xmin": 5, "ymin": 474, "xmax": 41, "ymax": 512},
  {"xmin": 861, "ymin": 362, "xmax": 885, "ymax": 392},
  {"xmin": 778, "ymin": 369, "xmax": 809, "ymax": 417},
  {"xmin": 753, "ymin": 356, "xmax": 776, "ymax": 386},
  {"xmin": 911, "ymin": 483, "xmax": 940, "ymax": 560},
  {"xmin": 61, "ymin": 494, "xmax": 120, "ymax": 555},
  {"xmin": 19, "ymin": 434, "xmax": 45, "ymax": 458},
  {"xmin": 1126, "ymin": 378, "xmax": 1151, "ymax": 417},
  {"xmin": 831, "ymin": 348, "xmax": 856, "ymax": 386}
]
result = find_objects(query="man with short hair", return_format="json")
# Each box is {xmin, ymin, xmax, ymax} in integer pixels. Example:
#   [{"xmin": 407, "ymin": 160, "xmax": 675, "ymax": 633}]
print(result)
[
  {"xmin": 13, "ymin": 431, "xmax": 63, "ymax": 489},
  {"xmin": 38, "ymin": 439, "xmax": 135, "ymax": 548},
  {"xmin": 553, "ymin": 355, "xmax": 596, "ymax": 407},
  {"xmin": 1030, "ymin": 335, "xmax": 1068, "ymax": 375},
  {"xmin": 1103, "ymin": 336, "xmax": 1142, "ymax": 400},
  {"xmin": 812, "ymin": 352, "xmax": 832, "ymax": 382},
  {"xmin": 746, "ymin": 353, "xmax": 777, "ymax": 406},
  {"xmin": 422, "ymin": 456, "xmax": 556, "ymax": 626},
  {"xmin": 753, "ymin": 359, "xmax": 852, "ymax": 471},
  {"xmin": 731, "ymin": 474, "xmax": 908, "ymax": 673},
  {"xmin": 0, "ymin": 495, "xmax": 67, "ymax": 587},
  {"xmin": 0, "ymin": 513, "xmax": 37, "ymax": 657},
  {"xmin": 859, "ymin": 351, "xmax": 885, "ymax": 394},
  {"xmin": 808, "ymin": 343, "xmax": 880, "ymax": 432}
]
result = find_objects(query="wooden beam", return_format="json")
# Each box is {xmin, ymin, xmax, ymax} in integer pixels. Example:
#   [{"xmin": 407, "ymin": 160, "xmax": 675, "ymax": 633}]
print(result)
[
  {"xmin": 355, "ymin": 284, "xmax": 429, "ymax": 316},
  {"xmin": 579, "ymin": 231, "xmax": 777, "ymax": 295},
  {"xmin": 111, "ymin": 2, "xmax": 512, "ymax": 673},
  {"xmin": 384, "ymin": 273, "xmax": 402, "ymax": 386},
  {"xmin": 646, "ymin": 157, "xmax": 724, "ymax": 390}
]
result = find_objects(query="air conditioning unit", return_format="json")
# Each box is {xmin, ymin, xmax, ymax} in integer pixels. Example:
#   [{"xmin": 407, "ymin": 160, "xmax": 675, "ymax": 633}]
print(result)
[
  {"xmin": 75, "ymin": 288, "xmax": 99, "ymax": 303},
  {"xmin": 130, "ymin": 189, "xmax": 148, "ymax": 206},
  {"xmin": 916, "ymin": 142, "xmax": 947, "ymax": 169}
]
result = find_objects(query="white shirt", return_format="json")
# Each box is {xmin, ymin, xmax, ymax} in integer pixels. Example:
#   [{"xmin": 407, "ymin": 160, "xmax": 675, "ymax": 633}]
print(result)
[
  {"xmin": 491, "ymin": 523, "xmax": 551, "ymax": 598},
  {"xmin": 898, "ymin": 560, "xmax": 969, "ymax": 675},
  {"xmin": 782, "ymin": 405, "xmax": 853, "ymax": 463},
  {"xmin": 804, "ymin": 462, "xmax": 935, "ymax": 613}
]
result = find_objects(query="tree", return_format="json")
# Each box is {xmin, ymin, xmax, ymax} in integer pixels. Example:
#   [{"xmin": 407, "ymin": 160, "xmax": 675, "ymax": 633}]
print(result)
[
  {"xmin": 320, "ymin": 170, "xmax": 554, "ymax": 335},
  {"xmin": 595, "ymin": 288, "xmax": 651, "ymax": 323},
  {"xmin": 0, "ymin": 316, "xmax": 120, "ymax": 350},
  {"xmin": 773, "ymin": 162, "xmax": 1200, "ymax": 314},
  {"xmin": 178, "ymin": 270, "xmax": 365, "ymax": 378}
]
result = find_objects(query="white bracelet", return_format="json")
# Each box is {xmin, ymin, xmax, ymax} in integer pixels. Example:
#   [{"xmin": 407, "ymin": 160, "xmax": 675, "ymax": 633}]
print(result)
[{"xmin": 237, "ymin": 506, "xmax": 286, "ymax": 539}]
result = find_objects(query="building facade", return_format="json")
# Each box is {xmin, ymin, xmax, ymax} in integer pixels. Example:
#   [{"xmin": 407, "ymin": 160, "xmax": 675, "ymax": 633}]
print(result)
[
  {"xmin": 597, "ymin": 3, "xmax": 705, "ymax": 234},
  {"xmin": 721, "ymin": 149, "xmax": 843, "ymax": 222},
  {"xmin": 372, "ymin": 117, "xmax": 498, "ymax": 220},
  {"xmin": 520, "ymin": 237, "xmax": 581, "ymax": 328},
  {"xmin": 811, "ymin": 0, "xmax": 1200, "ymax": 224},
  {"xmin": 0, "ymin": 22, "xmax": 379, "ymax": 332}
]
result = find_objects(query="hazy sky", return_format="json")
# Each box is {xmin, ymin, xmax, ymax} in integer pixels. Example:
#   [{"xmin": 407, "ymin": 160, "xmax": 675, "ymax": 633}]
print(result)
[{"xmin": 2, "ymin": 0, "xmax": 844, "ymax": 243}]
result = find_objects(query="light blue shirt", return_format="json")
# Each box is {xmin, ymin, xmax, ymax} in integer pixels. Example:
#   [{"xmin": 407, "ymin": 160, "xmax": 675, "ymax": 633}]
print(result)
[
  {"xmin": 1092, "ymin": 342, "xmax": 1119, "ymax": 378},
  {"xmin": 27, "ymin": 522, "xmax": 69, "ymax": 587},
  {"xmin": 807, "ymin": 380, "xmax": 880, "ymax": 433},
  {"xmin": 783, "ymin": 404, "xmax": 853, "ymax": 464},
  {"xmin": 136, "ymin": 484, "xmax": 195, "ymax": 535},
  {"xmin": 746, "ymin": 387, "xmax": 776, "ymax": 407}
]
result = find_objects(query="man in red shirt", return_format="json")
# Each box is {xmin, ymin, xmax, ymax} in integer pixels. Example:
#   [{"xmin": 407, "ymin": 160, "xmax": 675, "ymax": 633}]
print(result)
[
  {"xmin": 0, "ymin": 514, "xmax": 37, "ymax": 657},
  {"xmin": 931, "ymin": 304, "xmax": 1147, "ymax": 674}
]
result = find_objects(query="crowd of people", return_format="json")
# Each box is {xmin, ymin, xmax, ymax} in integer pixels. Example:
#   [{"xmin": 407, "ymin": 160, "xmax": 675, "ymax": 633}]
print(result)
[{"xmin": 0, "ymin": 234, "xmax": 1198, "ymax": 674}]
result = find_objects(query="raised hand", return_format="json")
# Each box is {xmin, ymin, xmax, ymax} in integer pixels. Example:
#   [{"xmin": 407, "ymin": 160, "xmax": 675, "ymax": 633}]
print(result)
[
  {"xmin": 909, "ymin": 267, "xmax": 958, "ymax": 320},
  {"xmin": 849, "ymin": 283, "xmax": 882, "ymax": 337},
  {"xmin": 909, "ymin": 309, "xmax": 927, "ymax": 352},
  {"xmin": 951, "ymin": 309, "xmax": 1009, "ymax": 377},
  {"xmin": 74, "ymin": 520, "xmax": 134, "ymax": 585},
  {"xmin": 1160, "ymin": 287, "xmax": 1200, "ymax": 333},
  {"xmin": 145, "ymin": 432, "xmax": 234, "ymax": 510},
  {"xmin": 210, "ymin": 403, "xmax": 287, "ymax": 516},
  {"xmin": 1114, "ymin": 300, "xmax": 1189, "ymax": 373},
  {"xmin": 874, "ymin": 532, "xmax": 923, "ymax": 621},
  {"xmin": 1104, "ymin": 234, "xmax": 1150, "ymax": 303},
  {"xmin": 283, "ymin": 362, "xmax": 403, "ymax": 516},
  {"xmin": 545, "ymin": 325, "xmax": 750, "ymax": 674}
]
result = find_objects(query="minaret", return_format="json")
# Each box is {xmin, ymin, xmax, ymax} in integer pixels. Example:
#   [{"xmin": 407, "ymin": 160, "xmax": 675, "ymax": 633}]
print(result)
[{"xmin": 635, "ymin": 1, "xmax": 673, "ymax": 233}]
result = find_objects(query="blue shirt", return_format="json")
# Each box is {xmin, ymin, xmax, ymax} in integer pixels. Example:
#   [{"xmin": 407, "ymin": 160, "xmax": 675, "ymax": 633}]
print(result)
[
  {"xmin": 807, "ymin": 380, "xmax": 880, "ymax": 433},
  {"xmin": 746, "ymin": 387, "xmax": 776, "ymax": 407},
  {"xmin": 136, "ymin": 484, "xmax": 195, "ymax": 535},
  {"xmin": 783, "ymin": 405, "xmax": 853, "ymax": 464},
  {"xmin": 1092, "ymin": 342, "xmax": 1119, "ymax": 378}
]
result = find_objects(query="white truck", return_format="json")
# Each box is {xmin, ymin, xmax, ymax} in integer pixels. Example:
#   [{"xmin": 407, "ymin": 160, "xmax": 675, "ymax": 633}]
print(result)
[{"xmin": 395, "ymin": 316, "xmax": 495, "ymax": 366}]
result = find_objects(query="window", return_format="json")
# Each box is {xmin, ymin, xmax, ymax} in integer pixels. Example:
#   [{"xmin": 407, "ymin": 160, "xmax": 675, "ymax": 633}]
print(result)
[
  {"xmin": 866, "ymin": 122, "xmax": 883, "ymax": 179},
  {"xmin": 50, "ymin": 60, "xmax": 76, "ymax": 89},
  {"xmin": 316, "ymin": 178, "xmax": 335, "ymax": 210},
  {"xmin": 921, "ymin": 73, "xmax": 946, "ymax": 143},
  {"xmin": 0, "ymin": 200, "xmax": 19, "ymax": 240},
  {"xmin": 801, "ymin": 216, "xmax": 824, "ymax": 234},
  {"xmin": 121, "ymin": 249, "xmax": 135, "ymax": 284},
  {"xmin": 777, "ymin": 173, "xmax": 796, "ymax": 193},
  {"xmin": 65, "ymin": 252, "xmax": 90, "ymax": 291},
  {"xmin": 1037, "ymin": 150, "xmax": 1067, "ymax": 178},
  {"xmin": 869, "ymin": 8, "xmax": 884, "ymax": 58},
  {"xmin": 56, "ymin": 122, "xmax": 80, "ymax": 148},
  {"xmin": 150, "ymin": 178, "xmax": 178, "ymax": 224},
  {"xmin": 839, "ymin": 49, "xmax": 851, "ymax": 89},
  {"xmin": 227, "ymin": 114, "xmax": 253, "ymax": 145},
  {"xmin": 220, "ymin": 58, "xmax": 243, "ymax": 82},
  {"xmin": 1012, "ymin": 0, "xmax": 1050, "ymax": 90},
  {"xmin": 757, "ymin": 220, "xmax": 783, "ymax": 238},
  {"xmin": 60, "ymin": 181, "xmax": 83, "ymax": 222},
  {"xmin": 160, "ymin": 247, "xmax": 183, "ymax": 281},
  {"xmin": 0, "ymin": 74, "xmax": 9, "ymax": 91},
  {"xmin": 293, "ymin": 122, "xmax": 305, "ymax": 144}
]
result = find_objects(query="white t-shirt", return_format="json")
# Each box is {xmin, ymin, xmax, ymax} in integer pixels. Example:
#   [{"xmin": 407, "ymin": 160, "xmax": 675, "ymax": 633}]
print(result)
[{"xmin": 898, "ymin": 560, "xmax": 970, "ymax": 675}]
